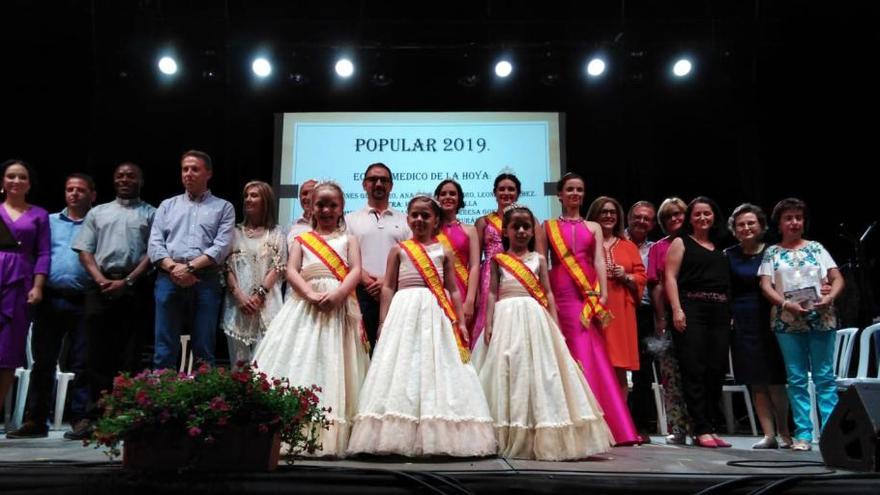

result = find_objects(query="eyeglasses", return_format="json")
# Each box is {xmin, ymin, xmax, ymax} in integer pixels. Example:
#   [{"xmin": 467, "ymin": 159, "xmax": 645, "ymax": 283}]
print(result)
[
  {"xmin": 364, "ymin": 176, "xmax": 391, "ymax": 184},
  {"xmin": 598, "ymin": 209, "xmax": 618, "ymax": 216}
]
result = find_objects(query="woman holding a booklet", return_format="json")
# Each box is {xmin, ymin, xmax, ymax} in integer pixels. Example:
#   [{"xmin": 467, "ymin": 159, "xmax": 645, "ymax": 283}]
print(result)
[{"xmin": 758, "ymin": 198, "xmax": 845, "ymax": 452}]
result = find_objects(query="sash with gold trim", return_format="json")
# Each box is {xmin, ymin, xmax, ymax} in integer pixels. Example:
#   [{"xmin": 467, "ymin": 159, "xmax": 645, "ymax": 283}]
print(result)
[
  {"xmin": 544, "ymin": 220, "xmax": 613, "ymax": 328},
  {"xmin": 485, "ymin": 212, "xmax": 503, "ymax": 235},
  {"xmin": 436, "ymin": 230, "xmax": 469, "ymax": 292},
  {"xmin": 296, "ymin": 231, "xmax": 371, "ymax": 353},
  {"xmin": 493, "ymin": 253, "xmax": 549, "ymax": 309},
  {"xmin": 399, "ymin": 240, "xmax": 470, "ymax": 363}
]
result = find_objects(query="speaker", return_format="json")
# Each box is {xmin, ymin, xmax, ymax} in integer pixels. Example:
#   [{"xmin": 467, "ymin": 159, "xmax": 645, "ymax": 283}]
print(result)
[{"xmin": 820, "ymin": 382, "xmax": 880, "ymax": 472}]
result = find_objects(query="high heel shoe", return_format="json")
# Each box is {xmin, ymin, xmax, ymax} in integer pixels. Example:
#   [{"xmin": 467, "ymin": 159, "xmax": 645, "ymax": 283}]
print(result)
[
  {"xmin": 710, "ymin": 434, "xmax": 732, "ymax": 448},
  {"xmin": 693, "ymin": 435, "xmax": 718, "ymax": 448}
]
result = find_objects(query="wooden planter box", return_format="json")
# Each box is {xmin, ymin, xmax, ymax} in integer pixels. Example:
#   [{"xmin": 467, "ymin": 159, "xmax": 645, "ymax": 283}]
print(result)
[{"xmin": 122, "ymin": 423, "xmax": 282, "ymax": 472}]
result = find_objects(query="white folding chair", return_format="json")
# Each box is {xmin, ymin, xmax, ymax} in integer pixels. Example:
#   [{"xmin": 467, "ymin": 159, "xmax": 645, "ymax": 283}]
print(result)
[
  {"xmin": 855, "ymin": 323, "xmax": 880, "ymax": 380},
  {"xmin": 651, "ymin": 362, "xmax": 669, "ymax": 435},
  {"xmin": 3, "ymin": 324, "xmax": 34, "ymax": 431},
  {"xmin": 52, "ymin": 365, "xmax": 76, "ymax": 431},
  {"xmin": 808, "ymin": 327, "xmax": 860, "ymax": 440},
  {"xmin": 179, "ymin": 335, "xmax": 195, "ymax": 375},
  {"xmin": 722, "ymin": 350, "xmax": 758, "ymax": 435}
]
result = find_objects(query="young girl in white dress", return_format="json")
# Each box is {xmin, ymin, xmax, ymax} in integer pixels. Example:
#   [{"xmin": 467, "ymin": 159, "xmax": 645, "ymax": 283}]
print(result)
[
  {"xmin": 480, "ymin": 204, "xmax": 613, "ymax": 460},
  {"xmin": 253, "ymin": 181, "xmax": 370, "ymax": 457},
  {"xmin": 346, "ymin": 195, "xmax": 497, "ymax": 457}
]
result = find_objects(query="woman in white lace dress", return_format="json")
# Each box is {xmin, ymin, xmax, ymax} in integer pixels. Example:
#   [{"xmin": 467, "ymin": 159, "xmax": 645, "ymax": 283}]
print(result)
[
  {"xmin": 222, "ymin": 181, "xmax": 286, "ymax": 366},
  {"xmin": 253, "ymin": 181, "xmax": 369, "ymax": 457}
]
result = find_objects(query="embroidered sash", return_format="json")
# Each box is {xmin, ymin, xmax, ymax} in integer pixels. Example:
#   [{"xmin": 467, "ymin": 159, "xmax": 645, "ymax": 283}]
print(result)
[
  {"xmin": 493, "ymin": 253, "xmax": 549, "ymax": 308},
  {"xmin": 545, "ymin": 220, "xmax": 613, "ymax": 328},
  {"xmin": 399, "ymin": 240, "xmax": 470, "ymax": 363},
  {"xmin": 296, "ymin": 232, "xmax": 371, "ymax": 353}
]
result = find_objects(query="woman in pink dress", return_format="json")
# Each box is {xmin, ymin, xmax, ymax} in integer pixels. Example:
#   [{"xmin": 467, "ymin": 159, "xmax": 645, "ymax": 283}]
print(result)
[
  {"xmin": 472, "ymin": 173, "xmax": 520, "ymax": 347},
  {"xmin": 543, "ymin": 173, "xmax": 639, "ymax": 445},
  {"xmin": 434, "ymin": 180, "xmax": 480, "ymax": 331}
]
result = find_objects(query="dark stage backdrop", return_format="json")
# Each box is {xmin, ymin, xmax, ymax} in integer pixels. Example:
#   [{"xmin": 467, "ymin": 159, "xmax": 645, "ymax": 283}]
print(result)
[{"xmin": 1, "ymin": 1, "xmax": 877, "ymax": 320}]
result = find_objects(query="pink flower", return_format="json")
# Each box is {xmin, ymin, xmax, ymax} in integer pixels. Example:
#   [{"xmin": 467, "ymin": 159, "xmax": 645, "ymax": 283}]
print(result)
[
  {"xmin": 210, "ymin": 397, "xmax": 230, "ymax": 411},
  {"xmin": 113, "ymin": 375, "xmax": 132, "ymax": 390},
  {"xmin": 188, "ymin": 427, "xmax": 202, "ymax": 437},
  {"xmin": 135, "ymin": 390, "xmax": 151, "ymax": 407}
]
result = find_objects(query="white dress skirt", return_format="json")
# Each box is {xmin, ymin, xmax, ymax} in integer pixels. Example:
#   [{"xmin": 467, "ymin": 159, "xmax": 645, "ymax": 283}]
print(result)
[
  {"xmin": 347, "ymin": 242, "xmax": 497, "ymax": 457},
  {"xmin": 253, "ymin": 233, "xmax": 369, "ymax": 457},
  {"xmin": 478, "ymin": 253, "xmax": 613, "ymax": 460}
]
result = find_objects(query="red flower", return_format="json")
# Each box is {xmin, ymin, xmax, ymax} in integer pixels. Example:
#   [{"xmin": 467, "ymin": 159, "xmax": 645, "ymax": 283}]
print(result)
[
  {"xmin": 188, "ymin": 427, "xmax": 202, "ymax": 437},
  {"xmin": 210, "ymin": 397, "xmax": 230, "ymax": 411},
  {"xmin": 135, "ymin": 390, "xmax": 151, "ymax": 407},
  {"xmin": 231, "ymin": 371, "xmax": 249, "ymax": 384},
  {"xmin": 113, "ymin": 375, "xmax": 132, "ymax": 390}
]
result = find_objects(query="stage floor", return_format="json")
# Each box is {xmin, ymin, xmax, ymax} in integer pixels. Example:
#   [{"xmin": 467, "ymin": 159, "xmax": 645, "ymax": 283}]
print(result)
[{"xmin": 1, "ymin": 431, "xmax": 877, "ymax": 494}]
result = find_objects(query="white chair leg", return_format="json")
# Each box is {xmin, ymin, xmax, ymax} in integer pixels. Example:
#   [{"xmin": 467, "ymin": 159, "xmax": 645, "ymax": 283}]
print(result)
[
  {"xmin": 652, "ymin": 383, "xmax": 668, "ymax": 435},
  {"xmin": 742, "ymin": 389, "xmax": 758, "ymax": 436},
  {"xmin": 11, "ymin": 368, "xmax": 31, "ymax": 430},
  {"xmin": 53, "ymin": 368, "xmax": 75, "ymax": 431}
]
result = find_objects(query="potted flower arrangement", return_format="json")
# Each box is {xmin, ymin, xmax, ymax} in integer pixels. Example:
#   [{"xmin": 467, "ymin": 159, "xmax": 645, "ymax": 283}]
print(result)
[{"xmin": 87, "ymin": 361, "xmax": 329, "ymax": 471}]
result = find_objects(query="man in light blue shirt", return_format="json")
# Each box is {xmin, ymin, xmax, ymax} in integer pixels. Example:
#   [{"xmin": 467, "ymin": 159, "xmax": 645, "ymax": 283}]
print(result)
[
  {"xmin": 148, "ymin": 150, "xmax": 235, "ymax": 369},
  {"xmin": 7, "ymin": 173, "xmax": 94, "ymax": 439}
]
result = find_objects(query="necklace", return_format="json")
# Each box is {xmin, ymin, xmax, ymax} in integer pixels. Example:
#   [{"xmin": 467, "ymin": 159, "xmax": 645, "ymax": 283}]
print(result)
[{"xmin": 243, "ymin": 225, "xmax": 265, "ymax": 238}]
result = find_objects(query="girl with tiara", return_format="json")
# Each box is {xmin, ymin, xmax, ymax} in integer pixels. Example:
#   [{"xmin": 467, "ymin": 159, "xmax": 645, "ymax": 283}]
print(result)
[
  {"xmin": 480, "ymin": 204, "xmax": 612, "ymax": 460},
  {"xmin": 253, "ymin": 181, "xmax": 370, "ymax": 457},
  {"xmin": 347, "ymin": 195, "xmax": 496, "ymax": 457}
]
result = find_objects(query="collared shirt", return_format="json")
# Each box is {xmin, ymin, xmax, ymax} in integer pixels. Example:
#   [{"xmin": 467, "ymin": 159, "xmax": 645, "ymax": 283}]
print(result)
[
  {"xmin": 148, "ymin": 190, "xmax": 235, "ymax": 264},
  {"xmin": 344, "ymin": 205, "xmax": 411, "ymax": 277},
  {"xmin": 626, "ymin": 228, "xmax": 655, "ymax": 306},
  {"xmin": 47, "ymin": 208, "xmax": 91, "ymax": 291},
  {"xmin": 73, "ymin": 197, "xmax": 157, "ymax": 273},
  {"xmin": 287, "ymin": 216, "xmax": 312, "ymax": 243}
]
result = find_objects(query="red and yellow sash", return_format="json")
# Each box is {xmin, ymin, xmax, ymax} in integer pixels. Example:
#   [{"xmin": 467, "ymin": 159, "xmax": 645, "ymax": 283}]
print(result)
[
  {"xmin": 545, "ymin": 220, "xmax": 613, "ymax": 328},
  {"xmin": 493, "ymin": 253, "xmax": 549, "ymax": 308},
  {"xmin": 436, "ymin": 232, "xmax": 469, "ymax": 291},
  {"xmin": 296, "ymin": 231, "xmax": 371, "ymax": 353},
  {"xmin": 399, "ymin": 240, "xmax": 470, "ymax": 363},
  {"xmin": 485, "ymin": 212, "xmax": 503, "ymax": 234}
]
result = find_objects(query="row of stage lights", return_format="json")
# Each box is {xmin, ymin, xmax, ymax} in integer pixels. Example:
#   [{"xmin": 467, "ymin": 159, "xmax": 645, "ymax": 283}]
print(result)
[{"xmin": 155, "ymin": 54, "xmax": 695, "ymax": 81}]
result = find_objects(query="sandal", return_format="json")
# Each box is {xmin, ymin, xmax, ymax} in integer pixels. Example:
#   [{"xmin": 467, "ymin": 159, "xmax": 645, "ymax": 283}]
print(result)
[
  {"xmin": 693, "ymin": 435, "xmax": 718, "ymax": 448},
  {"xmin": 792, "ymin": 439, "xmax": 812, "ymax": 451},
  {"xmin": 710, "ymin": 434, "xmax": 732, "ymax": 448}
]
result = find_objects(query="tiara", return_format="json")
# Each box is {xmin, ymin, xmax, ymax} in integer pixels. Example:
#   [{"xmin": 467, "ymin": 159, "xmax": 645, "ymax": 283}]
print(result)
[
  {"xmin": 502, "ymin": 202, "xmax": 530, "ymax": 214},
  {"xmin": 410, "ymin": 193, "xmax": 442, "ymax": 208}
]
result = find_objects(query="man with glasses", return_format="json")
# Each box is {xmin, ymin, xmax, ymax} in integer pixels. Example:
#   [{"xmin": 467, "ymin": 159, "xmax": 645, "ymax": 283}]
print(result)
[{"xmin": 344, "ymin": 162, "xmax": 411, "ymax": 350}]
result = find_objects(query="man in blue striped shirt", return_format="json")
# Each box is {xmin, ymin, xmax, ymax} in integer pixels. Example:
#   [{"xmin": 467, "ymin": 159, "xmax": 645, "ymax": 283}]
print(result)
[{"xmin": 148, "ymin": 150, "xmax": 235, "ymax": 370}]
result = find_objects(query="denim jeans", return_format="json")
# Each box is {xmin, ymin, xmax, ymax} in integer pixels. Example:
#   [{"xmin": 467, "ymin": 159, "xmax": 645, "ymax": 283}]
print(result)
[
  {"xmin": 775, "ymin": 329, "xmax": 838, "ymax": 442},
  {"xmin": 153, "ymin": 272, "xmax": 223, "ymax": 370}
]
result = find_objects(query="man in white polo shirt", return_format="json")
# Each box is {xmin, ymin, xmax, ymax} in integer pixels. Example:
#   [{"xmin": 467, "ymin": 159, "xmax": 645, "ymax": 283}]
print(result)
[{"xmin": 344, "ymin": 163, "xmax": 411, "ymax": 350}]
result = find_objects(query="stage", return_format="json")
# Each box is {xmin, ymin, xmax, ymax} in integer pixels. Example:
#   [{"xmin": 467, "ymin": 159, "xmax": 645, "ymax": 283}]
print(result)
[{"xmin": 2, "ymin": 432, "xmax": 878, "ymax": 494}]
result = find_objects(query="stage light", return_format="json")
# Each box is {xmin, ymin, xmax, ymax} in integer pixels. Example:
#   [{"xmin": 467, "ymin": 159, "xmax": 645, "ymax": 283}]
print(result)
[
  {"xmin": 158, "ymin": 56, "xmax": 178, "ymax": 75},
  {"xmin": 252, "ymin": 57, "xmax": 272, "ymax": 77},
  {"xmin": 586, "ymin": 58, "xmax": 606, "ymax": 77},
  {"xmin": 335, "ymin": 58, "xmax": 354, "ymax": 78},
  {"xmin": 494, "ymin": 60, "xmax": 513, "ymax": 78},
  {"xmin": 672, "ymin": 58, "xmax": 693, "ymax": 77}
]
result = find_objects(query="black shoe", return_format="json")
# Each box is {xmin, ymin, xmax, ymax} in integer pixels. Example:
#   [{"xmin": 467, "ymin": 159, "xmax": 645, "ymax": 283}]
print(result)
[
  {"xmin": 6, "ymin": 420, "xmax": 49, "ymax": 439},
  {"xmin": 63, "ymin": 419, "xmax": 94, "ymax": 441}
]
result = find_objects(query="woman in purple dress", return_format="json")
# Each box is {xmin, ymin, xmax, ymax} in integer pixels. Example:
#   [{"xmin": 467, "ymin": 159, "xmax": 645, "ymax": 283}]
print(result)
[{"xmin": 0, "ymin": 159, "xmax": 51, "ymax": 407}]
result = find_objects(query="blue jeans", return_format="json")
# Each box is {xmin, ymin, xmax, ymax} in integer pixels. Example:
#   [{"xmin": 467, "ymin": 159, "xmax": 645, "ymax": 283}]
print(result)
[
  {"xmin": 775, "ymin": 330, "xmax": 838, "ymax": 441},
  {"xmin": 153, "ymin": 272, "xmax": 223, "ymax": 370}
]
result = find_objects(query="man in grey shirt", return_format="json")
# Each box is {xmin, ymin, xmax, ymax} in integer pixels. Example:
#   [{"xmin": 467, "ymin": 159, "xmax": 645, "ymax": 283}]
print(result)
[
  {"xmin": 71, "ymin": 163, "xmax": 156, "ymax": 439},
  {"xmin": 148, "ymin": 150, "xmax": 234, "ymax": 369}
]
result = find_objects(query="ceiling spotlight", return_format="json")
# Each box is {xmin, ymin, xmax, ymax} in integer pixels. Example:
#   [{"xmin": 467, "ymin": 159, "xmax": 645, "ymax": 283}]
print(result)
[
  {"xmin": 672, "ymin": 58, "xmax": 693, "ymax": 77},
  {"xmin": 158, "ymin": 56, "xmax": 178, "ymax": 75},
  {"xmin": 335, "ymin": 58, "xmax": 354, "ymax": 78},
  {"xmin": 494, "ymin": 60, "xmax": 513, "ymax": 78},
  {"xmin": 540, "ymin": 73, "xmax": 560, "ymax": 87},
  {"xmin": 586, "ymin": 58, "xmax": 606, "ymax": 77},
  {"xmin": 252, "ymin": 57, "xmax": 272, "ymax": 77},
  {"xmin": 457, "ymin": 74, "xmax": 480, "ymax": 87},
  {"xmin": 371, "ymin": 73, "xmax": 393, "ymax": 87}
]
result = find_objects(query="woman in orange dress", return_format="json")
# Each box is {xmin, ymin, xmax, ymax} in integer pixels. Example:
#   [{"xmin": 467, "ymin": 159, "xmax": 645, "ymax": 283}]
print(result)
[{"xmin": 587, "ymin": 196, "xmax": 646, "ymax": 398}]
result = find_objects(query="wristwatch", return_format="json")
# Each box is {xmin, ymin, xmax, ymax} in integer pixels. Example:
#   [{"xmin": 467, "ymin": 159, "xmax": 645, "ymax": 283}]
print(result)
[
  {"xmin": 186, "ymin": 261, "xmax": 196, "ymax": 273},
  {"xmin": 124, "ymin": 275, "xmax": 136, "ymax": 287}
]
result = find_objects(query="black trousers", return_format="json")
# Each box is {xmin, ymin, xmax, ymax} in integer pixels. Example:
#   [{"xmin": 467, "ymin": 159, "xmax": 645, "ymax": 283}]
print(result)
[
  {"xmin": 25, "ymin": 291, "xmax": 88, "ymax": 424},
  {"xmin": 671, "ymin": 298, "xmax": 731, "ymax": 436},
  {"xmin": 629, "ymin": 303, "xmax": 657, "ymax": 433},
  {"xmin": 82, "ymin": 281, "xmax": 148, "ymax": 419},
  {"xmin": 356, "ymin": 285, "xmax": 379, "ymax": 353}
]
